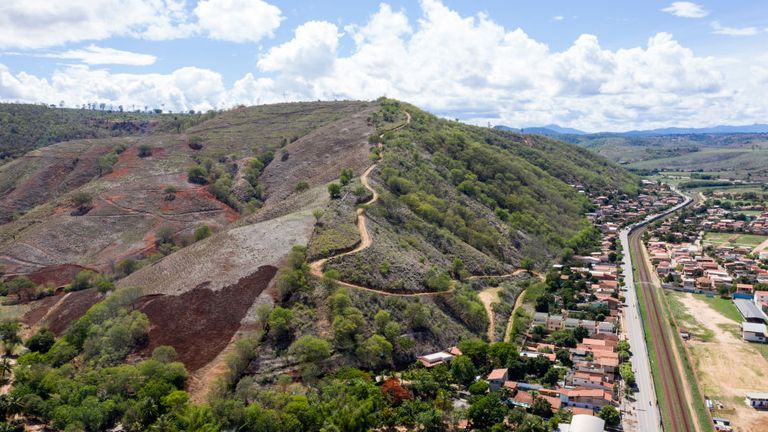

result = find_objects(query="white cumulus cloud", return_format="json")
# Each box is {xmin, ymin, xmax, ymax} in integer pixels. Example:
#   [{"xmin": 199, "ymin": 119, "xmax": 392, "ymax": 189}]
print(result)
[
  {"xmin": 1, "ymin": 0, "xmax": 766, "ymax": 131},
  {"xmin": 194, "ymin": 0, "xmax": 283, "ymax": 43},
  {"xmin": 662, "ymin": 2, "xmax": 708, "ymax": 18},
  {"xmin": 0, "ymin": 0, "xmax": 194, "ymax": 49},
  {"xmin": 0, "ymin": 0, "xmax": 283, "ymax": 49}
]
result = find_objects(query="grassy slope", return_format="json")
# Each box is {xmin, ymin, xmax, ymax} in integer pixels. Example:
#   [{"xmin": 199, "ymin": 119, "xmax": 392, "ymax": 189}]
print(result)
[
  {"xmin": 0, "ymin": 101, "xmax": 369, "ymax": 273},
  {"xmin": 327, "ymin": 101, "xmax": 637, "ymax": 292}
]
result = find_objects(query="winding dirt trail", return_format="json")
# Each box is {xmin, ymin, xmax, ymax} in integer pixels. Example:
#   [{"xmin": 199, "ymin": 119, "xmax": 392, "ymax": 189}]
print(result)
[
  {"xmin": 308, "ymin": 112, "xmax": 458, "ymax": 298},
  {"xmin": 307, "ymin": 112, "xmax": 543, "ymax": 303}
]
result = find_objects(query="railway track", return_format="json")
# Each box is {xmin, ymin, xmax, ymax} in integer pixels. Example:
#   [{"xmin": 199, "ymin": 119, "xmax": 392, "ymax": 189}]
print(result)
[{"xmin": 628, "ymin": 197, "xmax": 699, "ymax": 432}]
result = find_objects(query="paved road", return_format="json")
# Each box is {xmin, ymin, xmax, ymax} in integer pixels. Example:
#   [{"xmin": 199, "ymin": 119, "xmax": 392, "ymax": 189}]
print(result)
[
  {"xmin": 620, "ymin": 189, "xmax": 693, "ymax": 432},
  {"xmin": 620, "ymin": 227, "xmax": 662, "ymax": 432}
]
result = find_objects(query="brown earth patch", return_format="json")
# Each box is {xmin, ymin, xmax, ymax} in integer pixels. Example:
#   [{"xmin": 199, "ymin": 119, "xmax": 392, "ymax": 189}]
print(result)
[
  {"xmin": 24, "ymin": 264, "xmax": 94, "ymax": 287},
  {"xmin": 136, "ymin": 265, "xmax": 277, "ymax": 371},
  {"xmin": 45, "ymin": 289, "xmax": 102, "ymax": 335},
  {"xmin": 22, "ymin": 294, "xmax": 64, "ymax": 327}
]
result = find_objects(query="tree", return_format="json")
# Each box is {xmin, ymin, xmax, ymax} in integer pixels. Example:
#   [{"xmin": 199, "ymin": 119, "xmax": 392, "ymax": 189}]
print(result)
[
  {"xmin": 521, "ymin": 257, "xmax": 535, "ymax": 272},
  {"xmin": 332, "ymin": 308, "xmax": 365, "ymax": 351},
  {"xmin": 531, "ymin": 395, "xmax": 552, "ymax": 417},
  {"xmin": 573, "ymin": 326, "xmax": 589, "ymax": 343},
  {"xmin": 289, "ymin": 335, "xmax": 332, "ymax": 363},
  {"xmin": 156, "ymin": 226, "xmax": 175, "ymax": 246},
  {"xmin": 450, "ymin": 355, "xmax": 477, "ymax": 386},
  {"xmin": 0, "ymin": 321, "xmax": 21, "ymax": 383},
  {"xmin": 328, "ymin": 183, "xmax": 342, "ymax": 199},
  {"xmin": 70, "ymin": 270, "xmax": 94, "ymax": 291},
  {"xmin": 488, "ymin": 342, "xmax": 518, "ymax": 368},
  {"xmin": 542, "ymin": 368, "xmax": 560, "ymax": 387},
  {"xmin": 458, "ymin": 339, "xmax": 488, "ymax": 368},
  {"xmin": 468, "ymin": 393, "xmax": 507, "ymax": 430},
  {"xmin": 339, "ymin": 168, "xmax": 354, "ymax": 186},
  {"xmin": 356, "ymin": 334, "xmax": 393, "ymax": 370},
  {"xmin": 5, "ymin": 277, "xmax": 36, "ymax": 303},
  {"xmin": 152, "ymin": 345, "xmax": 177, "ymax": 363},
  {"xmin": 25, "ymin": 328, "xmax": 55, "ymax": 353},
  {"xmin": 468, "ymin": 380, "xmax": 489, "ymax": 395},
  {"xmin": 598, "ymin": 405, "xmax": 621, "ymax": 426},
  {"xmin": 194, "ymin": 224, "xmax": 212, "ymax": 241},
  {"xmin": 188, "ymin": 165, "xmax": 208, "ymax": 184},
  {"xmin": 555, "ymin": 348, "xmax": 572, "ymax": 368},
  {"xmin": 620, "ymin": 362, "xmax": 636, "ymax": 387},
  {"xmin": 312, "ymin": 209, "xmax": 323, "ymax": 224},
  {"xmin": 374, "ymin": 310, "xmax": 392, "ymax": 333},
  {"xmin": 138, "ymin": 144, "xmax": 152, "ymax": 157},
  {"xmin": 267, "ymin": 307, "xmax": 294, "ymax": 343},
  {"xmin": 71, "ymin": 191, "xmax": 93, "ymax": 214}
]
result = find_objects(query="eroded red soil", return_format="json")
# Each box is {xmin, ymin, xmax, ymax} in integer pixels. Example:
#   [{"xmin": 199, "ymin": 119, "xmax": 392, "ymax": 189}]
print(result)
[{"xmin": 136, "ymin": 265, "xmax": 277, "ymax": 371}]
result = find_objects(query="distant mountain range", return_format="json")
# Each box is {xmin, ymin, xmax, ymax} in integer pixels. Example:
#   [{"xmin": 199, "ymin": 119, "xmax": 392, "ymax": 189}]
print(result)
[{"xmin": 495, "ymin": 123, "xmax": 768, "ymax": 136}]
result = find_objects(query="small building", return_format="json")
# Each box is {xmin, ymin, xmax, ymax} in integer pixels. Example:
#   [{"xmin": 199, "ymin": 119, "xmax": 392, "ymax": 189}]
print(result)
[
  {"xmin": 735, "ymin": 299, "xmax": 767, "ymax": 324},
  {"xmin": 746, "ymin": 392, "xmax": 768, "ymax": 408},
  {"xmin": 417, "ymin": 352, "xmax": 454, "ymax": 368},
  {"xmin": 742, "ymin": 322, "xmax": 768, "ymax": 343},
  {"xmin": 558, "ymin": 414, "xmax": 606, "ymax": 432},
  {"xmin": 486, "ymin": 368, "xmax": 508, "ymax": 391}
]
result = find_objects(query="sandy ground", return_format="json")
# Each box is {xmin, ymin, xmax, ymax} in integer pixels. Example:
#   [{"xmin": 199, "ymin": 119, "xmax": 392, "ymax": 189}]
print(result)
[
  {"xmin": 478, "ymin": 287, "xmax": 502, "ymax": 341},
  {"xmin": 677, "ymin": 293, "xmax": 768, "ymax": 432}
]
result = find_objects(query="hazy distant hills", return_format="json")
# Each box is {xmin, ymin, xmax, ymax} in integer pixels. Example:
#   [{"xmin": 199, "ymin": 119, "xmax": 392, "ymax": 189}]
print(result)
[{"xmin": 495, "ymin": 123, "xmax": 768, "ymax": 136}]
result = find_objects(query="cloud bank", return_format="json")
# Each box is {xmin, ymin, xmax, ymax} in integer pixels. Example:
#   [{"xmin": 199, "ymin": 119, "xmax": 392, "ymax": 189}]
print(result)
[{"xmin": 0, "ymin": 0, "xmax": 765, "ymax": 131}]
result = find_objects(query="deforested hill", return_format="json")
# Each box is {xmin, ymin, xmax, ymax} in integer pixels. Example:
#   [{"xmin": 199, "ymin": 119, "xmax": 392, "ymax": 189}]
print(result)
[{"xmin": 322, "ymin": 100, "xmax": 637, "ymax": 292}]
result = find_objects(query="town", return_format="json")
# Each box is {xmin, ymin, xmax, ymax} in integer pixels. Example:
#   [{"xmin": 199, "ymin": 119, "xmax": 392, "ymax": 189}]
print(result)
[{"xmin": 411, "ymin": 181, "xmax": 686, "ymax": 431}]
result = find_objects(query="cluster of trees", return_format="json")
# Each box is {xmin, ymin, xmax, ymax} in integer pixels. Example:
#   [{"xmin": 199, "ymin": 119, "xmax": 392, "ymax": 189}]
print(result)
[
  {"xmin": 328, "ymin": 168, "xmax": 355, "ymax": 199},
  {"xmin": 97, "ymin": 142, "xmax": 127, "ymax": 175},
  {"xmin": 67, "ymin": 270, "xmax": 114, "ymax": 293},
  {"xmin": 187, "ymin": 152, "xmax": 273, "ymax": 212}
]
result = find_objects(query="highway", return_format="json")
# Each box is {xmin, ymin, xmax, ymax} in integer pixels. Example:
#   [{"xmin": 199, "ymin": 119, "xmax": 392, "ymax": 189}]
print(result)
[{"xmin": 620, "ymin": 188, "xmax": 694, "ymax": 432}]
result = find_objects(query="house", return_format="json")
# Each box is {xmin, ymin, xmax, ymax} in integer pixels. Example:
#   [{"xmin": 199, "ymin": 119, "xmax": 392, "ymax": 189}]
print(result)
[
  {"xmin": 487, "ymin": 368, "xmax": 508, "ymax": 391},
  {"xmin": 742, "ymin": 322, "xmax": 768, "ymax": 343},
  {"xmin": 562, "ymin": 388, "xmax": 613, "ymax": 410},
  {"xmin": 746, "ymin": 392, "xmax": 768, "ymax": 408},
  {"xmin": 509, "ymin": 389, "xmax": 534, "ymax": 409},
  {"xmin": 736, "ymin": 284, "xmax": 755, "ymax": 295},
  {"xmin": 417, "ymin": 351, "xmax": 454, "ymax": 368}
]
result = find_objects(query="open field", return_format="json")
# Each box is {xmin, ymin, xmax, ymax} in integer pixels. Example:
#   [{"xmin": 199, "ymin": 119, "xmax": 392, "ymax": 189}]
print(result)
[
  {"xmin": 703, "ymin": 232, "xmax": 768, "ymax": 248},
  {"xmin": 675, "ymin": 292, "xmax": 768, "ymax": 432}
]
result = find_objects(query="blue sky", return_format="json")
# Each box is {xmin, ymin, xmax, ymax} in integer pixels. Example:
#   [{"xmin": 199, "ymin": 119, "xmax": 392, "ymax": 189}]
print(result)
[{"xmin": 1, "ymin": 0, "xmax": 768, "ymax": 131}]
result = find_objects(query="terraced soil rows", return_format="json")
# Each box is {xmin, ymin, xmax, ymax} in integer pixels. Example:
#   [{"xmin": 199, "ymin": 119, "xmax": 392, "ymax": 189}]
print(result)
[{"xmin": 630, "ymin": 227, "xmax": 697, "ymax": 432}]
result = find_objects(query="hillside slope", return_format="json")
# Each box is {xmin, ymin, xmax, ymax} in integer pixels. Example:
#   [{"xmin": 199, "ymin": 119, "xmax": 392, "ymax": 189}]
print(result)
[
  {"xmin": 322, "ymin": 100, "xmax": 636, "ymax": 292},
  {"xmin": 0, "ymin": 101, "xmax": 374, "ymax": 274}
]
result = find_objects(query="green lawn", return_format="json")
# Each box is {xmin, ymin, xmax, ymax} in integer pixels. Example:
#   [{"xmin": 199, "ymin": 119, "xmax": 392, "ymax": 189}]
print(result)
[{"xmin": 703, "ymin": 231, "xmax": 767, "ymax": 248}]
